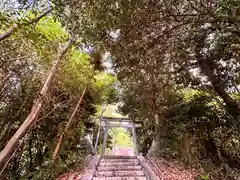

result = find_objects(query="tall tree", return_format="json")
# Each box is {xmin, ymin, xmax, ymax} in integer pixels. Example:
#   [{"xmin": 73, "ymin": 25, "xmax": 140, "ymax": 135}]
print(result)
[{"xmin": 0, "ymin": 38, "xmax": 74, "ymax": 172}]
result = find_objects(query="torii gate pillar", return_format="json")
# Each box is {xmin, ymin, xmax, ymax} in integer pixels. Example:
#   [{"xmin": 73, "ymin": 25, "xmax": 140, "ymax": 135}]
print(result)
[
  {"xmin": 131, "ymin": 123, "xmax": 138, "ymax": 155},
  {"xmin": 101, "ymin": 120, "xmax": 109, "ymax": 156}
]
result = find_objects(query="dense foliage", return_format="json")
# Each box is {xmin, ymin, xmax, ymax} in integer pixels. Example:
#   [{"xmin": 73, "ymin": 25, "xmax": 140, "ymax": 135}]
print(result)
[
  {"xmin": 0, "ymin": 7, "xmax": 116, "ymax": 179},
  {"xmin": 1, "ymin": 0, "xmax": 240, "ymax": 179},
  {"xmin": 62, "ymin": 0, "xmax": 240, "ymax": 179}
]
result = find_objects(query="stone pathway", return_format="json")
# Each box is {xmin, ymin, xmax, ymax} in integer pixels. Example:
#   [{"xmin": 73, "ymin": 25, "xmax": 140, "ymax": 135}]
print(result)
[{"xmin": 112, "ymin": 146, "xmax": 134, "ymax": 156}]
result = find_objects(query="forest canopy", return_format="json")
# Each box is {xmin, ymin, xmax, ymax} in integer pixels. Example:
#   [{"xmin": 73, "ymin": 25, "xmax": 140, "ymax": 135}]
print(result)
[{"xmin": 0, "ymin": 0, "xmax": 240, "ymax": 179}]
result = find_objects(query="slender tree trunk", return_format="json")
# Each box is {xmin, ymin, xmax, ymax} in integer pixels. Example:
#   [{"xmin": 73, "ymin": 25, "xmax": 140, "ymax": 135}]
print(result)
[
  {"xmin": 0, "ymin": 24, "xmax": 19, "ymax": 41},
  {"xmin": 0, "ymin": 9, "xmax": 51, "ymax": 41},
  {"xmin": 52, "ymin": 86, "xmax": 88, "ymax": 163},
  {"xmin": 0, "ymin": 39, "xmax": 74, "ymax": 172}
]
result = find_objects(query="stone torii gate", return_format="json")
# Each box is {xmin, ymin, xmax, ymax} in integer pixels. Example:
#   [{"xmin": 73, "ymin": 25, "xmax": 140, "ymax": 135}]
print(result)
[{"xmin": 94, "ymin": 116, "xmax": 141, "ymax": 156}]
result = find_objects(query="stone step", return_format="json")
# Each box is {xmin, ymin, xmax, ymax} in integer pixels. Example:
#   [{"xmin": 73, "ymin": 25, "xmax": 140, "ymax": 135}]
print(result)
[
  {"xmin": 98, "ymin": 161, "xmax": 139, "ymax": 166},
  {"xmin": 92, "ymin": 177, "xmax": 147, "ymax": 180},
  {"xmin": 94, "ymin": 170, "xmax": 145, "ymax": 177},
  {"xmin": 97, "ymin": 165, "xmax": 142, "ymax": 171},
  {"xmin": 100, "ymin": 158, "xmax": 139, "ymax": 163},
  {"xmin": 102, "ymin": 156, "xmax": 136, "ymax": 159}
]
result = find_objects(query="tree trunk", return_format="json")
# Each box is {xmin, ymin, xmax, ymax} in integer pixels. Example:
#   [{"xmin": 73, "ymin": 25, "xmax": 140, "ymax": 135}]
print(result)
[
  {"xmin": 199, "ymin": 57, "xmax": 239, "ymax": 117},
  {"xmin": 0, "ymin": 39, "xmax": 74, "ymax": 173},
  {"xmin": 0, "ymin": 121, "xmax": 12, "ymax": 149},
  {"xmin": 186, "ymin": 69, "xmax": 226, "ymax": 110},
  {"xmin": 0, "ymin": 9, "xmax": 51, "ymax": 41},
  {"xmin": 195, "ymin": 36, "xmax": 240, "ymax": 118},
  {"xmin": 52, "ymin": 86, "xmax": 88, "ymax": 163},
  {"xmin": 0, "ymin": 24, "xmax": 19, "ymax": 42}
]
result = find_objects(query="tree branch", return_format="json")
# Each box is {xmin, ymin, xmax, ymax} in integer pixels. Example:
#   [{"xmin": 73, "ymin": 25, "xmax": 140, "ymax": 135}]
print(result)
[{"xmin": 0, "ymin": 9, "xmax": 52, "ymax": 41}]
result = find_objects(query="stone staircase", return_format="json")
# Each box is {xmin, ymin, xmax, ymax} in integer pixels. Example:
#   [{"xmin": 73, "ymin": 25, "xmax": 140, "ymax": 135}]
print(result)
[
  {"xmin": 80, "ymin": 155, "xmax": 158, "ymax": 180},
  {"xmin": 92, "ymin": 156, "xmax": 147, "ymax": 180}
]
